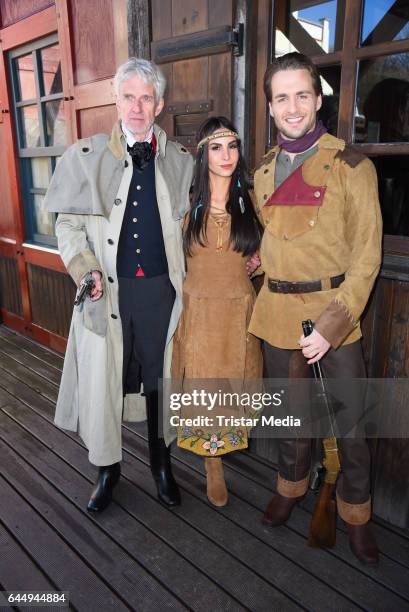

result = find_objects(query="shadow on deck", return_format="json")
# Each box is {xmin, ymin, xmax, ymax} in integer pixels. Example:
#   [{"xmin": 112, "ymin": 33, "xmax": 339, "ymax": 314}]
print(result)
[{"xmin": 0, "ymin": 325, "xmax": 409, "ymax": 611}]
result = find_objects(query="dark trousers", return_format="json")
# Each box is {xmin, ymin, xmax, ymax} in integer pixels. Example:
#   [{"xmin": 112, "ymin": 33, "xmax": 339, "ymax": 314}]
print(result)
[
  {"xmin": 262, "ymin": 340, "xmax": 371, "ymax": 506},
  {"xmin": 118, "ymin": 274, "xmax": 175, "ymax": 394}
]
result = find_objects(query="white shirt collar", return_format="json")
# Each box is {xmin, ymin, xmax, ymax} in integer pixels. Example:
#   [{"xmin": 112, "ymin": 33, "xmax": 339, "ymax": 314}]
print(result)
[{"xmin": 121, "ymin": 121, "xmax": 154, "ymax": 147}]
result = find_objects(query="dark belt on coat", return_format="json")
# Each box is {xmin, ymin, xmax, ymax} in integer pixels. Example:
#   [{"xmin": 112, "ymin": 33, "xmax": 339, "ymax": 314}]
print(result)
[{"xmin": 267, "ymin": 273, "xmax": 345, "ymax": 294}]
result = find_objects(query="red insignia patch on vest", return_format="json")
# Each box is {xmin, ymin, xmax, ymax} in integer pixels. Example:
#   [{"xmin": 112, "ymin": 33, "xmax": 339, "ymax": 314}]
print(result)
[{"xmin": 265, "ymin": 165, "xmax": 326, "ymax": 207}]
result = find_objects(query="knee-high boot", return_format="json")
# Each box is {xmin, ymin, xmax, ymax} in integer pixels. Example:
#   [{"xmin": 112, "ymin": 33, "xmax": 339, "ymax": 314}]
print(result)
[{"xmin": 146, "ymin": 390, "xmax": 181, "ymax": 507}]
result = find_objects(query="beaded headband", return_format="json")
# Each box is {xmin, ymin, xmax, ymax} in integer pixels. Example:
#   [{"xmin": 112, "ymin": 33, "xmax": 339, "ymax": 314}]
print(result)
[{"xmin": 197, "ymin": 130, "xmax": 239, "ymax": 150}]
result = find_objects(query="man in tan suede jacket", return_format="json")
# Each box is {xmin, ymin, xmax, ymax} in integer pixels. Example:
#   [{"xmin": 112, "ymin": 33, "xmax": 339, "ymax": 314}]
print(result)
[{"xmin": 249, "ymin": 53, "xmax": 382, "ymax": 565}]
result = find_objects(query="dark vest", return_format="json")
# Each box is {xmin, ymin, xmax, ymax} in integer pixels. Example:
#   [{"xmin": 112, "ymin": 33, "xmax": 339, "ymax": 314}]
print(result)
[{"xmin": 116, "ymin": 155, "xmax": 168, "ymax": 278}]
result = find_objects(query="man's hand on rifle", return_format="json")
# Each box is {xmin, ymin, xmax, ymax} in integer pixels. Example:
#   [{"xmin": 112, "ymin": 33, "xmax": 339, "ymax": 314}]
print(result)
[
  {"xmin": 89, "ymin": 270, "xmax": 103, "ymax": 301},
  {"xmin": 299, "ymin": 329, "xmax": 331, "ymax": 364}
]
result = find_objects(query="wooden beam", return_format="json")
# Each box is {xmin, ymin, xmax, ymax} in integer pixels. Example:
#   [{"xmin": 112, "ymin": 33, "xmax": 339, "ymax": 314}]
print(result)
[
  {"xmin": 310, "ymin": 51, "xmax": 342, "ymax": 66},
  {"xmin": 55, "ymin": 0, "xmax": 76, "ymax": 144},
  {"xmin": 287, "ymin": 13, "xmax": 325, "ymax": 57},
  {"xmin": 353, "ymin": 143, "xmax": 409, "ymax": 156},
  {"xmin": 127, "ymin": 0, "xmax": 151, "ymax": 59},
  {"xmin": 22, "ymin": 245, "xmax": 66, "ymax": 274},
  {"xmin": 384, "ymin": 235, "xmax": 409, "ymax": 257},
  {"xmin": 234, "ymin": 0, "xmax": 258, "ymax": 166},
  {"xmin": 356, "ymin": 37, "xmax": 409, "ymax": 59},
  {"xmin": 151, "ymin": 26, "xmax": 239, "ymax": 64},
  {"xmin": 0, "ymin": 43, "xmax": 32, "ymax": 324},
  {"xmin": 253, "ymin": 0, "xmax": 272, "ymax": 166},
  {"xmin": 362, "ymin": 0, "xmax": 409, "ymax": 47},
  {"xmin": 0, "ymin": 240, "xmax": 16, "ymax": 258},
  {"xmin": 73, "ymin": 78, "xmax": 115, "ymax": 110},
  {"xmin": 114, "ymin": 0, "xmax": 129, "ymax": 65},
  {"xmin": 337, "ymin": 0, "xmax": 361, "ymax": 142}
]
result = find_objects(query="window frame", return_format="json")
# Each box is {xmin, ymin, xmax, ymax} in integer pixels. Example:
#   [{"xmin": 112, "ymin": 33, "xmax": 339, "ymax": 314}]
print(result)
[
  {"xmin": 8, "ymin": 33, "xmax": 66, "ymax": 248},
  {"xmin": 269, "ymin": 0, "xmax": 409, "ymax": 250}
]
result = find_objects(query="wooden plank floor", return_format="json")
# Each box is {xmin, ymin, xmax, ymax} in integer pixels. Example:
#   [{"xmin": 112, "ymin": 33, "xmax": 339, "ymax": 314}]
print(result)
[{"xmin": 0, "ymin": 325, "xmax": 409, "ymax": 612}]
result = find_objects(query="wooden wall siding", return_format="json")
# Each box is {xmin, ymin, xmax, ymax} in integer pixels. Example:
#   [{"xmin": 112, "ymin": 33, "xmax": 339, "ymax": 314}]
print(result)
[
  {"xmin": 361, "ymin": 277, "xmax": 409, "ymax": 379},
  {"xmin": 357, "ymin": 277, "xmax": 409, "ymax": 527},
  {"xmin": 27, "ymin": 264, "xmax": 75, "ymax": 337},
  {"xmin": 171, "ymin": 0, "xmax": 208, "ymax": 36},
  {"xmin": 0, "ymin": 0, "xmax": 54, "ymax": 28},
  {"xmin": 0, "ymin": 256, "xmax": 23, "ymax": 316},
  {"xmin": 78, "ymin": 105, "xmax": 118, "ymax": 138},
  {"xmin": 69, "ymin": 0, "xmax": 116, "ymax": 85}
]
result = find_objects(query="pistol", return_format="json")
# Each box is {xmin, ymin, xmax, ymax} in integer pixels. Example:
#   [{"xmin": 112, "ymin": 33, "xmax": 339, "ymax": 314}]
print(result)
[{"xmin": 74, "ymin": 272, "xmax": 95, "ymax": 306}]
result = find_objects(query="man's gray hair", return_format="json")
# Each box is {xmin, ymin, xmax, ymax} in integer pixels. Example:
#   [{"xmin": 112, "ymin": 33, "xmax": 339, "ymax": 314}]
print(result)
[{"xmin": 114, "ymin": 57, "xmax": 166, "ymax": 103}]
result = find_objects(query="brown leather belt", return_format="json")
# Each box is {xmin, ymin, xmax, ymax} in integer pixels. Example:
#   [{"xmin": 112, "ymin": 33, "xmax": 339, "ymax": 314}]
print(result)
[{"xmin": 268, "ymin": 273, "xmax": 345, "ymax": 294}]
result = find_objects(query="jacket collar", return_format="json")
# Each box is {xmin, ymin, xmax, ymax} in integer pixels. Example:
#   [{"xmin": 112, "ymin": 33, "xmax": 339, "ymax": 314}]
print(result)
[
  {"xmin": 317, "ymin": 132, "xmax": 345, "ymax": 151},
  {"xmin": 107, "ymin": 121, "xmax": 167, "ymax": 160},
  {"xmin": 153, "ymin": 123, "xmax": 167, "ymax": 158}
]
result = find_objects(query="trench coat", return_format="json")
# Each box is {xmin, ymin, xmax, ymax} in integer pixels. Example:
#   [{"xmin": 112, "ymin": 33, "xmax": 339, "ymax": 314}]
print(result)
[{"xmin": 44, "ymin": 122, "xmax": 194, "ymax": 465}]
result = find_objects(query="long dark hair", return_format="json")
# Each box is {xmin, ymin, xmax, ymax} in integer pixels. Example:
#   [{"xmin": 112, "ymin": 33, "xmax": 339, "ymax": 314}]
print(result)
[{"xmin": 184, "ymin": 116, "xmax": 262, "ymax": 257}]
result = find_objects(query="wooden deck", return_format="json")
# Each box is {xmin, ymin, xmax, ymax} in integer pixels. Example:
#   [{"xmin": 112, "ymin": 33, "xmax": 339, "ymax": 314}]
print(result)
[{"xmin": 0, "ymin": 325, "xmax": 409, "ymax": 611}]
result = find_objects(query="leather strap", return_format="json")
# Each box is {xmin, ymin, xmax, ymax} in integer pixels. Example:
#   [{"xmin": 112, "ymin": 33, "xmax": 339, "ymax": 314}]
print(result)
[{"xmin": 267, "ymin": 273, "xmax": 345, "ymax": 294}]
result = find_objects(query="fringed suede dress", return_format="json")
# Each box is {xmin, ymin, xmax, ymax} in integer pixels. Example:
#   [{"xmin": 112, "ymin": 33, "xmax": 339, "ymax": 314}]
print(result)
[{"xmin": 172, "ymin": 210, "xmax": 262, "ymax": 456}]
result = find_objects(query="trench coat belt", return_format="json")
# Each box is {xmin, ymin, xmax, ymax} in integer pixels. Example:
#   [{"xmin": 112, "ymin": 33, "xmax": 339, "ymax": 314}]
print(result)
[{"xmin": 267, "ymin": 273, "xmax": 345, "ymax": 294}]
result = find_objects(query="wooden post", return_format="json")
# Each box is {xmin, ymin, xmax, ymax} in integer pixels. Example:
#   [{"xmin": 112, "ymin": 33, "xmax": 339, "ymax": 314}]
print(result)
[{"xmin": 127, "ymin": 0, "xmax": 151, "ymax": 59}]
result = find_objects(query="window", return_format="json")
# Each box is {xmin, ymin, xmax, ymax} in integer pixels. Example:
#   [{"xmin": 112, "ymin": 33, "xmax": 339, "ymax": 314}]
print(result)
[
  {"xmin": 9, "ymin": 34, "xmax": 66, "ymax": 247},
  {"xmin": 272, "ymin": 0, "xmax": 409, "ymax": 240},
  {"xmin": 355, "ymin": 52, "xmax": 409, "ymax": 144},
  {"xmin": 273, "ymin": 2, "xmax": 344, "ymax": 135}
]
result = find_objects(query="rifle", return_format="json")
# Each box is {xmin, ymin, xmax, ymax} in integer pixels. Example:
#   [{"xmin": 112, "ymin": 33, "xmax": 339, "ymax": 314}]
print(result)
[{"xmin": 302, "ymin": 319, "xmax": 341, "ymax": 549}]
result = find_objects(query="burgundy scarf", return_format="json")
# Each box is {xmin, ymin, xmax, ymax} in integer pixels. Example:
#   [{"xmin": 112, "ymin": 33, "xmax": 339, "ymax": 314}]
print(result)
[{"xmin": 277, "ymin": 120, "xmax": 327, "ymax": 153}]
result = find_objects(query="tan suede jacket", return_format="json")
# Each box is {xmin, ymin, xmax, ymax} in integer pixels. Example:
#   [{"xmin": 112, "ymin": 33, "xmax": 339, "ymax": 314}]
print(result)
[{"xmin": 249, "ymin": 133, "xmax": 382, "ymax": 349}]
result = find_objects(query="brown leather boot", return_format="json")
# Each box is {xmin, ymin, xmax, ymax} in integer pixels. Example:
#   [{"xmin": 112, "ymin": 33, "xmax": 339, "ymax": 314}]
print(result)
[
  {"xmin": 347, "ymin": 522, "xmax": 379, "ymax": 566},
  {"xmin": 204, "ymin": 457, "xmax": 228, "ymax": 507},
  {"xmin": 262, "ymin": 492, "xmax": 301, "ymax": 526}
]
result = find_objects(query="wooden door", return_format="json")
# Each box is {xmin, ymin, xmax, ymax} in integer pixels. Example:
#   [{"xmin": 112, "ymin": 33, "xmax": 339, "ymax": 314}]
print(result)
[{"xmin": 150, "ymin": 0, "xmax": 241, "ymax": 152}]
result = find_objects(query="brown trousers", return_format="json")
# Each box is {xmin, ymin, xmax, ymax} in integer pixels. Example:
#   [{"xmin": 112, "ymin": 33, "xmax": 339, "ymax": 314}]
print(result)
[{"xmin": 262, "ymin": 340, "xmax": 371, "ymax": 524}]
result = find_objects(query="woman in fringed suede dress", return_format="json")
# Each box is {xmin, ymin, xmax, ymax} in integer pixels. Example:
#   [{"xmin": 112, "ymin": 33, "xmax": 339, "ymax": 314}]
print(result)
[{"xmin": 172, "ymin": 117, "xmax": 263, "ymax": 507}]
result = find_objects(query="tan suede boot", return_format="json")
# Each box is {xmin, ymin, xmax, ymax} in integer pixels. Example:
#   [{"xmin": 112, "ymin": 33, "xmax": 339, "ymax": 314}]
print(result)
[{"xmin": 204, "ymin": 457, "xmax": 228, "ymax": 507}]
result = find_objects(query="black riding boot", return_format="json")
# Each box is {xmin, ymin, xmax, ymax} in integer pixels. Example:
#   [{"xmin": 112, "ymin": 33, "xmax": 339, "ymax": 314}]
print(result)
[
  {"xmin": 146, "ymin": 390, "xmax": 181, "ymax": 506},
  {"xmin": 87, "ymin": 463, "xmax": 121, "ymax": 512}
]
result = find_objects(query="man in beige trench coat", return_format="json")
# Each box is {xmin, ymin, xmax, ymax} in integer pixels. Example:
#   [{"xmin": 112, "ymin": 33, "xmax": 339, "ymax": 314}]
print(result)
[{"xmin": 45, "ymin": 58, "xmax": 194, "ymax": 512}]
